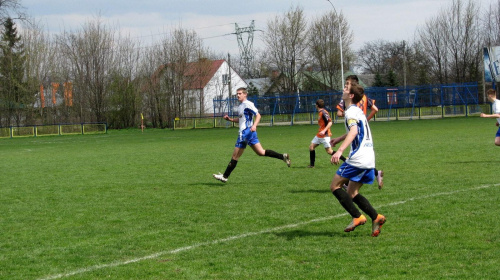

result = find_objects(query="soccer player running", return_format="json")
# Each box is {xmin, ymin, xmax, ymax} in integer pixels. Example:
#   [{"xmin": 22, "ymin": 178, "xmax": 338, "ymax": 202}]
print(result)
[
  {"xmin": 331, "ymin": 75, "xmax": 384, "ymax": 189},
  {"xmin": 480, "ymin": 89, "xmax": 500, "ymax": 146},
  {"xmin": 308, "ymin": 99, "xmax": 335, "ymax": 168},
  {"xmin": 213, "ymin": 87, "xmax": 291, "ymax": 183},
  {"xmin": 330, "ymin": 81, "xmax": 386, "ymax": 237}
]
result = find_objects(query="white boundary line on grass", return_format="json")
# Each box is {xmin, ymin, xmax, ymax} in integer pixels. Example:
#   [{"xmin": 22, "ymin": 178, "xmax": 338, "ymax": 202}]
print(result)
[{"xmin": 38, "ymin": 183, "xmax": 499, "ymax": 280}]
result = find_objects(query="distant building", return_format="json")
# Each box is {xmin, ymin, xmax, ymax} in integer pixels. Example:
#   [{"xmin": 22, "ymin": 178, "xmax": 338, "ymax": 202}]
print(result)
[{"xmin": 154, "ymin": 59, "xmax": 246, "ymax": 116}]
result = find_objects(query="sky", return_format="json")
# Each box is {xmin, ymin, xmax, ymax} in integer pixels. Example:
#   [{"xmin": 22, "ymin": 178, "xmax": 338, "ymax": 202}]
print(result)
[{"xmin": 21, "ymin": 0, "xmax": 495, "ymax": 56}]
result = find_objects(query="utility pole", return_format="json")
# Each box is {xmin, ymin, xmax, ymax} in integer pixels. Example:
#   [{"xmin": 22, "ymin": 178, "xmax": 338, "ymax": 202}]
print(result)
[
  {"xmin": 227, "ymin": 53, "xmax": 233, "ymax": 117},
  {"xmin": 403, "ymin": 40, "xmax": 407, "ymax": 91},
  {"xmin": 326, "ymin": 0, "xmax": 344, "ymax": 89}
]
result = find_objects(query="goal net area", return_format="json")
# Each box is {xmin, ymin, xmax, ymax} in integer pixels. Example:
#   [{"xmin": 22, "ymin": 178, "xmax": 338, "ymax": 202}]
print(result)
[{"xmin": 0, "ymin": 122, "xmax": 107, "ymax": 138}]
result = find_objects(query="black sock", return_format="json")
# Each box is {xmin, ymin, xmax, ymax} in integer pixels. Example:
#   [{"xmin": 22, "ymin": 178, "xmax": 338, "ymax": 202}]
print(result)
[
  {"xmin": 223, "ymin": 159, "xmax": 238, "ymax": 178},
  {"xmin": 374, "ymin": 168, "xmax": 379, "ymax": 174},
  {"xmin": 310, "ymin": 150, "xmax": 315, "ymax": 166},
  {"xmin": 352, "ymin": 194, "xmax": 378, "ymax": 220},
  {"xmin": 332, "ymin": 188, "xmax": 361, "ymax": 218},
  {"xmin": 264, "ymin": 149, "xmax": 283, "ymax": 160}
]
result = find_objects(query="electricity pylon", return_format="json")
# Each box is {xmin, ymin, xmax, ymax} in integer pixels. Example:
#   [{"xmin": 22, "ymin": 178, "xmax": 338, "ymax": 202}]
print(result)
[{"xmin": 235, "ymin": 20, "xmax": 256, "ymax": 78}]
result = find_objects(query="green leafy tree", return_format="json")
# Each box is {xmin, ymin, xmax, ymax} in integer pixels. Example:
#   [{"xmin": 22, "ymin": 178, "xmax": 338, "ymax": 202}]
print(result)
[{"xmin": 0, "ymin": 17, "xmax": 27, "ymax": 126}]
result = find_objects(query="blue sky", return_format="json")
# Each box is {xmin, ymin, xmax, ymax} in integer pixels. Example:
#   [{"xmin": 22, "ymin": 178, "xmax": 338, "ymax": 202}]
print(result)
[{"xmin": 21, "ymin": 0, "xmax": 494, "ymax": 55}]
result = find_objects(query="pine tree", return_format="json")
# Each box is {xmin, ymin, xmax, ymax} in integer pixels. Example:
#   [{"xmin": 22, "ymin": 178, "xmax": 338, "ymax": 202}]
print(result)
[
  {"xmin": 0, "ymin": 17, "xmax": 27, "ymax": 126},
  {"xmin": 385, "ymin": 70, "xmax": 398, "ymax": 87},
  {"xmin": 373, "ymin": 72, "xmax": 385, "ymax": 87}
]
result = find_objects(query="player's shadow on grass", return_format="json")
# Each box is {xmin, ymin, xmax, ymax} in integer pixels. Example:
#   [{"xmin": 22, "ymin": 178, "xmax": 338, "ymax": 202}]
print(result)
[
  {"xmin": 446, "ymin": 160, "xmax": 500, "ymax": 164},
  {"xmin": 274, "ymin": 229, "xmax": 364, "ymax": 240},
  {"xmin": 274, "ymin": 229, "xmax": 336, "ymax": 240},
  {"xmin": 289, "ymin": 189, "xmax": 331, "ymax": 194}
]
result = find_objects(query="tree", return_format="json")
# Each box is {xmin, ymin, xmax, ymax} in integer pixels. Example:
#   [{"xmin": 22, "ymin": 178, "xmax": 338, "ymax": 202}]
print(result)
[
  {"xmin": 0, "ymin": 17, "xmax": 27, "ymax": 127},
  {"xmin": 309, "ymin": 10, "xmax": 354, "ymax": 90},
  {"xmin": 385, "ymin": 70, "xmax": 398, "ymax": 87},
  {"xmin": 20, "ymin": 19, "xmax": 58, "ymax": 124},
  {"xmin": 483, "ymin": 0, "xmax": 500, "ymax": 46},
  {"xmin": 263, "ymin": 5, "xmax": 309, "ymax": 94},
  {"xmin": 57, "ymin": 16, "xmax": 116, "ymax": 123},
  {"xmin": 0, "ymin": 0, "xmax": 25, "ymax": 23},
  {"xmin": 417, "ymin": 0, "xmax": 482, "ymax": 84},
  {"xmin": 107, "ymin": 36, "xmax": 141, "ymax": 129},
  {"xmin": 373, "ymin": 72, "xmax": 384, "ymax": 87}
]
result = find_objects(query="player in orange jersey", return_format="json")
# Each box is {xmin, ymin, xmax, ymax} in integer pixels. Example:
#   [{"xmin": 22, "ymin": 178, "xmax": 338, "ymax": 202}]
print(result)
[{"xmin": 308, "ymin": 99, "xmax": 338, "ymax": 167}]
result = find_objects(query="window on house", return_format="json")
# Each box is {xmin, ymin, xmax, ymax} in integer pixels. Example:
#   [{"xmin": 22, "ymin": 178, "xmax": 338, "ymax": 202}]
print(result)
[{"xmin": 222, "ymin": 74, "xmax": 229, "ymax": 85}]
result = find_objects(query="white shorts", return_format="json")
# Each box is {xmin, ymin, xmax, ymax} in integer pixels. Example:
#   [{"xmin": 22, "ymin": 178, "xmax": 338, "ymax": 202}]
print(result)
[{"xmin": 311, "ymin": 136, "xmax": 331, "ymax": 148}]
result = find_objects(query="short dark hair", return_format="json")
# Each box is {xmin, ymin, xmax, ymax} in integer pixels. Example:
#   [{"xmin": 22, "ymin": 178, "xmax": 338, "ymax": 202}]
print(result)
[
  {"xmin": 316, "ymin": 99, "xmax": 325, "ymax": 108},
  {"xmin": 346, "ymin": 75, "xmax": 359, "ymax": 83},
  {"xmin": 236, "ymin": 87, "xmax": 248, "ymax": 94},
  {"xmin": 350, "ymin": 82, "xmax": 364, "ymax": 104},
  {"xmin": 487, "ymin": 89, "xmax": 496, "ymax": 96}
]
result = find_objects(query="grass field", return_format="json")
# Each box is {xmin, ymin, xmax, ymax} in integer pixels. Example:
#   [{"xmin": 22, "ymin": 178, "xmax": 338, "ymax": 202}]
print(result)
[{"xmin": 1, "ymin": 117, "xmax": 499, "ymax": 279}]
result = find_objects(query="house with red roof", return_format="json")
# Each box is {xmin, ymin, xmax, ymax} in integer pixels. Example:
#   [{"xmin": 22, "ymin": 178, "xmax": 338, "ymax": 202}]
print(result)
[{"xmin": 181, "ymin": 59, "xmax": 246, "ymax": 116}]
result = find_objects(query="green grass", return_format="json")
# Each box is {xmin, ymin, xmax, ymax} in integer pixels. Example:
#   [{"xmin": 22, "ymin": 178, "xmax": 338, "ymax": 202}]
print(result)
[{"xmin": 1, "ymin": 117, "xmax": 499, "ymax": 279}]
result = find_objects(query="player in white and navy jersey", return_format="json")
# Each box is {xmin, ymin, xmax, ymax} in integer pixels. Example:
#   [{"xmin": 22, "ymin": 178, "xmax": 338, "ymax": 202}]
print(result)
[
  {"xmin": 480, "ymin": 89, "xmax": 500, "ymax": 146},
  {"xmin": 213, "ymin": 87, "xmax": 290, "ymax": 183},
  {"xmin": 330, "ymin": 82, "xmax": 386, "ymax": 237},
  {"xmin": 332, "ymin": 75, "xmax": 384, "ymax": 189}
]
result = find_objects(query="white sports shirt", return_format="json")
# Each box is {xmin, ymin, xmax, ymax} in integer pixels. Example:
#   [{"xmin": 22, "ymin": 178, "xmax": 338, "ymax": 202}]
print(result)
[
  {"xmin": 344, "ymin": 105, "xmax": 375, "ymax": 169},
  {"xmin": 238, "ymin": 100, "xmax": 258, "ymax": 132},
  {"xmin": 493, "ymin": 99, "xmax": 500, "ymax": 124}
]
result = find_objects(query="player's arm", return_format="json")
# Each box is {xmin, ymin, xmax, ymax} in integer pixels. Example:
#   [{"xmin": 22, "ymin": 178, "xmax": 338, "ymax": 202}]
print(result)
[
  {"xmin": 336, "ymin": 103, "xmax": 345, "ymax": 118},
  {"xmin": 480, "ymin": 113, "xmax": 500, "ymax": 118},
  {"xmin": 367, "ymin": 104, "xmax": 378, "ymax": 121},
  {"xmin": 331, "ymin": 123, "xmax": 357, "ymax": 165},
  {"xmin": 321, "ymin": 120, "xmax": 333, "ymax": 136},
  {"xmin": 223, "ymin": 115, "xmax": 239, "ymax": 122},
  {"xmin": 251, "ymin": 112, "xmax": 261, "ymax": 132}
]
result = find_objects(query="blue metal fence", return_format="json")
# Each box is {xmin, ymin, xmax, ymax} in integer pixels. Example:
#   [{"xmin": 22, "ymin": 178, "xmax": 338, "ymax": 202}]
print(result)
[{"xmin": 213, "ymin": 82, "xmax": 481, "ymax": 120}]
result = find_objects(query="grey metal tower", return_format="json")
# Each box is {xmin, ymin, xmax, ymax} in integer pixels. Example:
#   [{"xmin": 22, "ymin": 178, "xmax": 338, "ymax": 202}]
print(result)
[{"xmin": 235, "ymin": 20, "xmax": 255, "ymax": 78}]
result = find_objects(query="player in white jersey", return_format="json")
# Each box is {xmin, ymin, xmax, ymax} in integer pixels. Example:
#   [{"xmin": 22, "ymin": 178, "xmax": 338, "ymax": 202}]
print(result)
[
  {"xmin": 213, "ymin": 87, "xmax": 290, "ymax": 183},
  {"xmin": 480, "ymin": 89, "xmax": 500, "ymax": 146},
  {"xmin": 330, "ymin": 82, "xmax": 386, "ymax": 237}
]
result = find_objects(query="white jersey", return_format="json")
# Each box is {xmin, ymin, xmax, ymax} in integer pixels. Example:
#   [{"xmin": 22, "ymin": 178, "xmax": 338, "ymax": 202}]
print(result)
[
  {"xmin": 493, "ymin": 99, "xmax": 500, "ymax": 124},
  {"xmin": 238, "ymin": 100, "xmax": 258, "ymax": 132},
  {"xmin": 344, "ymin": 105, "xmax": 375, "ymax": 169}
]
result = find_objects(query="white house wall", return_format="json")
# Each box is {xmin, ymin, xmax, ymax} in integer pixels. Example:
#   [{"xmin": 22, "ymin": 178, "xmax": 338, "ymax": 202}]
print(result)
[{"xmin": 202, "ymin": 61, "xmax": 247, "ymax": 115}]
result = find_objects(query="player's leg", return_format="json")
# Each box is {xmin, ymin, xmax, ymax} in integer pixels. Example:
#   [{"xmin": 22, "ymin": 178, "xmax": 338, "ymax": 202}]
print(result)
[
  {"xmin": 250, "ymin": 142, "xmax": 290, "ymax": 167},
  {"xmin": 213, "ymin": 134, "xmax": 247, "ymax": 183},
  {"xmin": 330, "ymin": 171, "xmax": 366, "ymax": 232},
  {"xmin": 213, "ymin": 147, "xmax": 245, "ymax": 183},
  {"xmin": 495, "ymin": 128, "xmax": 500, "ymax": 146},
  {"xmin": 347, "ymin": 169, "xmax": 386, "ymax": 237},
  {"xmin": 309, "ymin": 141, "xmax": 319, "ymax": 167}
]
